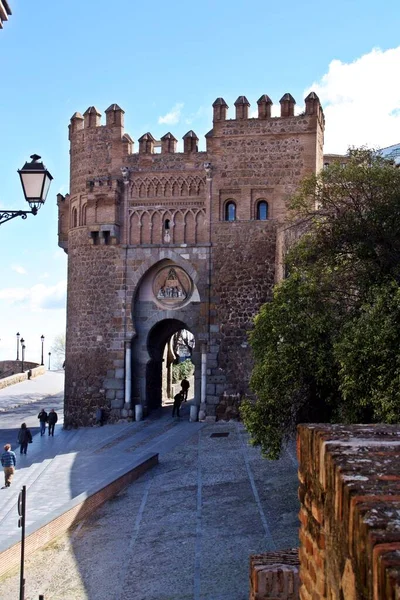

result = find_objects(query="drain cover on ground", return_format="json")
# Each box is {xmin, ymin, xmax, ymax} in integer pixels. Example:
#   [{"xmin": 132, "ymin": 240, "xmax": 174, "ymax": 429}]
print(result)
[{"xmin": 210, "ymin": 432, "xmax": 230, "ymax": 438}]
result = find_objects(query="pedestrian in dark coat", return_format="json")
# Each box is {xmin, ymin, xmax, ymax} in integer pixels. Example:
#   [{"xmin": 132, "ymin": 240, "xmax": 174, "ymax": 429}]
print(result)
[
  {"xmin": 17, "ymin": 423, "xmax": 32, "ymax": 455},
  {"xmin": 172, "ymin": 392, "xmax": 184, "ymax": 418},
  {"xmin": 38, "ymin": 409, "xmax": 48, "ymax": 436},
  {"xmin": 180, "ymin": 377, "xmax": 190, "ymax": 402},
  {"xmin": 47, "ymin": 409, "xmax": 58, "ymax": 436}
]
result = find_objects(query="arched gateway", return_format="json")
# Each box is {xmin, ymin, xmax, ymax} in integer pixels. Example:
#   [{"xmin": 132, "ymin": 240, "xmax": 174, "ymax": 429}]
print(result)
[
  {"xmin": 131, "ymin": 260, "xmax": 202, "ymax": 419},
  {"xmin": 59, "ymin": 92, "xmax": 325, "ymax": 427},
  {"xmin": 143, "ymin": 319, "xmax": 199, "ymax": 413}
]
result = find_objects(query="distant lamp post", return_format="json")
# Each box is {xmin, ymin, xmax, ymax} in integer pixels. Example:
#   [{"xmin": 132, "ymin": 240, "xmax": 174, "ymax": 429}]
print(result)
[
  {"xmin": 40, "ymin": 335, "xmax": 45, "ymax": 366},
  {"xmin": 48, "ymin": 352, "xmax": 51, "ymax": 371},
  {"xmin": 16, "ymin": 332, "xmax": 20, "ymax": 361},
  {"xmin": 0, "ymin": 155, "xmax": 53, "ymax": 226},
  {"xmin": 21, "ymin": 344, "xmax": 26, "ymax": 373}
]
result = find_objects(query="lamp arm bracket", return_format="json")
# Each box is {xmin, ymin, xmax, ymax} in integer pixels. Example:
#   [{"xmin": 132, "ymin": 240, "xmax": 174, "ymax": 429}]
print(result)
[{"xmin": 0, "ymin": 208, "xmax": 37, "ymax": 225}]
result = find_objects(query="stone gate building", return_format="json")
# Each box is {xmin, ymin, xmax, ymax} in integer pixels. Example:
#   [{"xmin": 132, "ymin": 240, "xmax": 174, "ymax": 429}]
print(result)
[{"xmin": 58, "ymin": 91, "xmax": 325, "ymax": 427}]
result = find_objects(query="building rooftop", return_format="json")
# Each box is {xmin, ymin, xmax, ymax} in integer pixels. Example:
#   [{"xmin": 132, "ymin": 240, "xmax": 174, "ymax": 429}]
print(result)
[{"xmin": 0, "ymin": 1, "xmax": 11, "ymax": 28}]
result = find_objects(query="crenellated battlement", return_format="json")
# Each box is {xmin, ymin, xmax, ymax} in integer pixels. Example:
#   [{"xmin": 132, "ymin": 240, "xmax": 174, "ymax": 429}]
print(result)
[{"xmin": 68, "ymin": 91, "xmax": 323, "ymax": 157}]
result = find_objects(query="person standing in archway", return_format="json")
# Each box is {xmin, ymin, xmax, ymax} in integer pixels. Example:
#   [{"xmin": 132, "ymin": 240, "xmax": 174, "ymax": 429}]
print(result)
[
  {"xmin": 172, "ymin": 391, "xmax": 184, "ymax": 417},
  {"xmin": 180, "ymin": 377, "xmax": 190, "ymax": 402}
]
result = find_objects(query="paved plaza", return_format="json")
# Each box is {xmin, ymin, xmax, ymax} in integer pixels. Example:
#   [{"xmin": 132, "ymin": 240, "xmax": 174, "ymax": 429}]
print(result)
[{"xmin": 0, "ymin": 373, "xmax": 300, "ymax": 600}]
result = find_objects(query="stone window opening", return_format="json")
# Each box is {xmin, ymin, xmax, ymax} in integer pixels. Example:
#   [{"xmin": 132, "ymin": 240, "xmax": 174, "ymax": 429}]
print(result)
[
  {"xmin": 256, "ymin": 200, "xmax": 268, "ymax": 221},
  {"xmin": 81, "ymin": 204, "xmax": 87, "ymax": 226},
  {"xmin": 224, "ymin": 201, "xmax": 236, "ymax": 222},
  {"xmin": 103, "ymin": 231, "xmax": 110, "ymax": 245},
  {"xmin": 164, "ymin": 219, "xmax": 170, "ymax": 231},
  {"xmin": 91, "ymin": 231, "xmax": 99, "ymax": 245},
  {"xmin": 72, "ymin": 207, "xmax": 78, "ymax": 228}
]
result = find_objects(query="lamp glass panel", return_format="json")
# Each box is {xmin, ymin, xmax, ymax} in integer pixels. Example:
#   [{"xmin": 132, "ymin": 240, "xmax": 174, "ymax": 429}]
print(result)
[
  {"xmin": 41, "ymin": 174, "xmax": 52, "ymax": 201},
  {"xmin": 20, "ymin": 172, "xmax": 46, "ymax": 201}
]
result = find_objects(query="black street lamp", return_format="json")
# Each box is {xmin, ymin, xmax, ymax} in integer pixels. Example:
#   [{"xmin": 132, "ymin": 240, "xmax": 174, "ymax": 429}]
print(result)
[
  {"xmin": 16, "ymin": 332, "xmax": 20, "ymax": 361},
  {"xmin": 40, "ymin": 335, "xmax": 45, "ymax": 366},
  {"xmin": 21, "ymin": 344, "xmax": 25, "ymax": 373},
  {"xmin": 48, "ymin": 352, "xmax": 51, "ymax": 371},
  {"xmin": 0, "ymin": 155, "xmax": 53, "ymax": 226},
  {"xmin": 18, "ymin": 485, "xmax": 26, "ymax": 600}
]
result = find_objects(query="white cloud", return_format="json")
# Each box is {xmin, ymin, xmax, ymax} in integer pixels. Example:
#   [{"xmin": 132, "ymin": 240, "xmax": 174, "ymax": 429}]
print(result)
[
  {"xmin": 0, "ymin": 281, "xmax": 67, "ymax": 311},
  {"xmin": 11, "ymin": 264, "xmax": 27, "ymax": 275},
  {"xmin": 306, "ymin": 47, "xmax": 400, "ymax": 153},
  {"xmin": 158, "ymin": 103, "xmax": 184, "ymax": 125}
]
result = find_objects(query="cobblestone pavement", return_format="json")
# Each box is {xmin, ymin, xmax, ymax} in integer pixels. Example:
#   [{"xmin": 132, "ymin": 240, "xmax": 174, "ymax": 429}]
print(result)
[{"xmin": 0, "ymin": 376, "xmax": 300, "ymax": 600}]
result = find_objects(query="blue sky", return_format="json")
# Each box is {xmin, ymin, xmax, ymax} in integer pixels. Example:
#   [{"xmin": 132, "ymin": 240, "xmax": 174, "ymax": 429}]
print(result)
[{"xmin": 0, "ymin": 0, "xmax": 400, "ymax": 363}]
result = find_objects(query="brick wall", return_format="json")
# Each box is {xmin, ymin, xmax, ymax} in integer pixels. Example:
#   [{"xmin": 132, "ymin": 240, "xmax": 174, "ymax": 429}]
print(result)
[
  {"xmin": 297, "ymin": 424, "xmax": 400, "ymax": 600},
  {"xmin": 250, "ymin": 549, "xmax": 300, "ymax": 600}
]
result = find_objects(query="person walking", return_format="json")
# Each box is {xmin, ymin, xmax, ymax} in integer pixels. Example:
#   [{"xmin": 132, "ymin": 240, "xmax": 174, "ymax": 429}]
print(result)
[
  {"xmin": 47, "ymin": 409, "xmax": 58, "ymax": 436},
  {"xmin": 180, "ymin": 377, "xmax": 190, "ymax": 402},
  {"xmin": 17, "ymin": 423, "xmax": 32, "ymax": 455},
  {"xmin": 38, "ymin": 409, "xmax": 48, "ymax": 436},
  {"xmin": 1, "ymin": 444, "xmax": 16, "ymax": 488},
  {"xmin": 172, "ymin": 391, "xmax": 184, "ymax": 418}
]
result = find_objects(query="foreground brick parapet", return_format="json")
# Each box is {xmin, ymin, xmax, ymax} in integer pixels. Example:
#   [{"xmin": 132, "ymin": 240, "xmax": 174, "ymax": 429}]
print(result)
[
  {"xmin": 250, "ymin": 549, "xmax": 300, "ymax": 599},
  {"xmin": 297, "ymin": 424, "xmax": 400, "ymax": 600}
]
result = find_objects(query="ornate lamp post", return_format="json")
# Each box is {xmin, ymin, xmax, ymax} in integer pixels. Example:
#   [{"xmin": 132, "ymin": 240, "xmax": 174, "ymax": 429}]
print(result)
[
  {"xmin": 48, "ymin": 352, "xmax": 51, "ymax": 370},
  {"xmin": 0, "ymin": 155, "xmax": 53, "ymax": 225},
  {"xmin": 40, "ymin": 335, "xmax": 44, "ymax": 366},
  {"xmin": 16, "ymin": 332, "xmax": 20, "ymax": 361}
]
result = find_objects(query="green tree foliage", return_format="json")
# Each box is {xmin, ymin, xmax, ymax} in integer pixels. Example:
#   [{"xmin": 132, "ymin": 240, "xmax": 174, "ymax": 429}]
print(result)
[
  {"xmin": 172, "ymin": 359, "xmax": 194, "ymax": 383},
  {"xmin": 241, "ymin": 149, "xmax": 400, "ymax": 458}
]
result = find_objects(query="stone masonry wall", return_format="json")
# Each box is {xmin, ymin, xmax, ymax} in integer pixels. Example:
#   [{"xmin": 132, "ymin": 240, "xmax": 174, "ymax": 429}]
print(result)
[
  {"xmin": 209, "ymin": 221, "xmax": 277, "ymax": 416},
  {"xmin": 297, "ymin": 424, "xmax": 400, "ymax": 600},
  {"xmin": 65, "ymin": 228, "xmax": 125, "ymax": 427}
]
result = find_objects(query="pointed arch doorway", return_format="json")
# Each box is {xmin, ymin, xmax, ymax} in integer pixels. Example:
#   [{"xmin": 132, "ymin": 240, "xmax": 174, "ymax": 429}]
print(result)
[{"xmin": 146, "ymin": 318, "xmax": 198, "ymax": 413}]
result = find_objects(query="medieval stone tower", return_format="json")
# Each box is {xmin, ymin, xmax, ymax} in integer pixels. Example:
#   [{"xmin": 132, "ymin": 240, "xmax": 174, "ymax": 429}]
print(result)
[{"xmin": 58, "ymin": 91, "xmax": 324, "ymax": 427}]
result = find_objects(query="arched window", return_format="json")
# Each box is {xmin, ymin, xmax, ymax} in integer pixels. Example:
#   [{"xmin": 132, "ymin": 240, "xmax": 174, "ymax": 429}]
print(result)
[
  {"xmin": 225, "ymin": 201, "xmax": 236, "ymax": 222},
  {"xmin": 164, "ymin": 219, "xmax": 170, "ymax": 230},
  {"xmin": 72, "ymin": 207, "xmax": 78, "ymax": 228},
  {"xmin": 256, "ymin": 201, "xmax": 268, "ymax": 221},
  {"xmin": 81, "ymin": 204, "xmax": 87, "ymax": 226}
]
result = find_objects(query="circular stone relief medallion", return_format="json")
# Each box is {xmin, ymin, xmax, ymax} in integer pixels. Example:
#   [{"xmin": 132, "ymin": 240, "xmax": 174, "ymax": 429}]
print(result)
[{"xmin": 152, "ymin": 266, "xmax": 192, "ymax": 307}]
